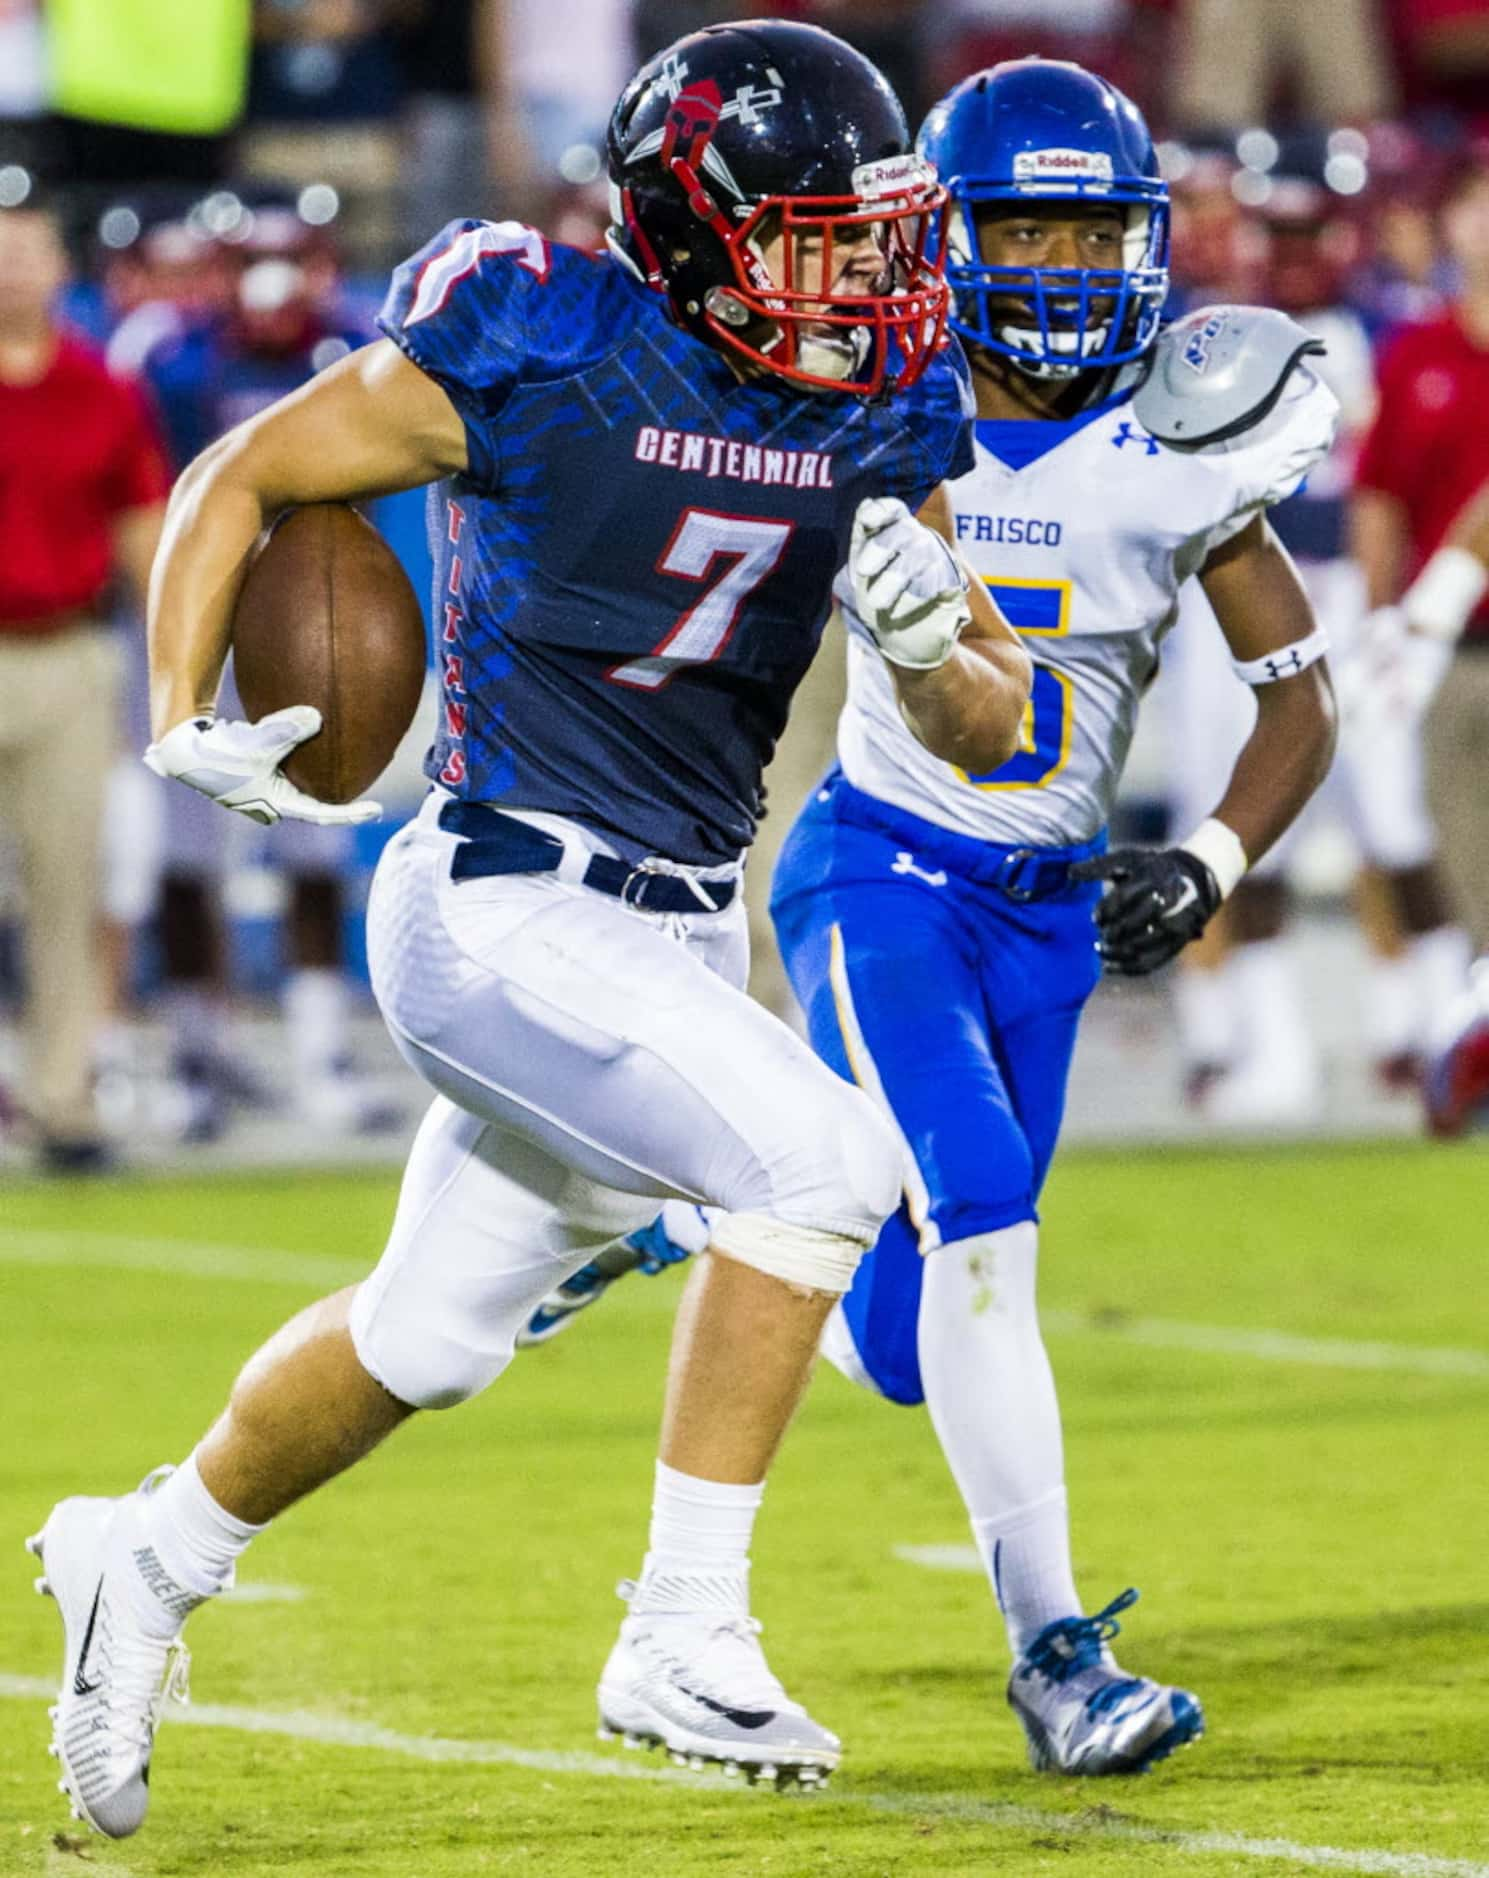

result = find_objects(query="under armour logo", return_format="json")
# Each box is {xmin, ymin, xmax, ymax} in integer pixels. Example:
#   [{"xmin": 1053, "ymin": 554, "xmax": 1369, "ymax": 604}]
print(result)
[
  {"xmin": 891, "ymin": 851, "xmax": 948, "ymax": 887},
  {"xmin": 1265, "ymin": 649, "xmax": 1304, "ymax": 679},
  {"xmin": 1111, "ymin": 422, "xmax": 1160, "ymax": 456}
]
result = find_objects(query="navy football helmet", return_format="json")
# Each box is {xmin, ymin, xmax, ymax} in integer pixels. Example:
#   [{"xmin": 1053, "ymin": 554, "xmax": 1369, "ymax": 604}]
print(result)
[
  {"xmin": 608, "ymin": 20, "xmax": 949, "ymax": 395},
  {"xmin": 919, "ymin": 59, "xmax": 1169, "ymax": 379}
]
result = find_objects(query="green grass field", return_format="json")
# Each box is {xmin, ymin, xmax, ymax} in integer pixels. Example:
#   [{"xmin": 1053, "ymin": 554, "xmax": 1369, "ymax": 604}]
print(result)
[{"xmin": 3, "ymin": 1142, "xmax": 1486, "ymax": 1878}]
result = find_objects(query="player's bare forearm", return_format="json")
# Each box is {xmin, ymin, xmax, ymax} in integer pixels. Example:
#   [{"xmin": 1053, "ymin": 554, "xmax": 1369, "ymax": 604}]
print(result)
[
  {"xmin": 890, "ymin": 604, "xmax": 1032, "ymax": 773},
  {"xmin": 1210, "ymin": 666, "xmax": 1335, "ymax": 863},
  {"xmin": 1200, "ymin": 514, "xmax": 1337, "ymax": 863},
  {"xmin": 148, "ymin": 340, "xmax": 466, "ymax": 738},
  {"xmin": 892, "ymin": 484, "xmax": 1033, "ymax": 771},
  {"xmin": 1349, "ymin": 487, "xmax": 1409, "ymax": 609}
]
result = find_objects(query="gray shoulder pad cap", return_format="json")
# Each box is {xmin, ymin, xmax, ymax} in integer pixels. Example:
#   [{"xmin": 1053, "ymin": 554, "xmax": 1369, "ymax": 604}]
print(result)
[{"xmin": 1132, "ymin": 305, "xmax": 1326, "ymax": 451}]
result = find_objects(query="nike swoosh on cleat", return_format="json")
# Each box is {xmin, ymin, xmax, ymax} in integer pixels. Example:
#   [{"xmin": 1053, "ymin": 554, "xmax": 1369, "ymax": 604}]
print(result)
[
  {"xmin": 72, "ymin": 1579, "xmax": 105, "ymax": 1697},
  {"xmin": 679, "ymin": 1688, "xmax": 776, "ymax": 1730}
]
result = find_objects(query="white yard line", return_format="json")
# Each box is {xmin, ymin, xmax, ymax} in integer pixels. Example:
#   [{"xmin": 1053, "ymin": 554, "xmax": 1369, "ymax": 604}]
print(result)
[
  {"xmin": 2, "ymin": 1672, "xmax": 1485, "ymax": 1878},
  {"xmin": 0, "ymin": 1228, "xmax": 367, "ymax": 1289},
  {"xmin": 1041, "ymin": 1309, "xmax": 1489, "ymax": 1379},
  {"xmin": 221, "ymin": 1582, "xmax": 307, "ymax": 1604},
  {"xmin": 892, "ymin": 1543, "xmax": 982, "ymax": 1573},
  {"xmin": 5, "ymin": 1227, "xmax": 1486, "ymax": 1380}
]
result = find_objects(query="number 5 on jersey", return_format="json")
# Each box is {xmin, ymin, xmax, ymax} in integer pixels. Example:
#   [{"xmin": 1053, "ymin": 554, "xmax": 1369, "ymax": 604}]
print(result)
[
  {"xmin": 961, "ymin": 574, "xmax": 1074, "ymax": 789},
  {"xmin": 609, "ymin": 508, "xmax": 794, "ymax": 692}
]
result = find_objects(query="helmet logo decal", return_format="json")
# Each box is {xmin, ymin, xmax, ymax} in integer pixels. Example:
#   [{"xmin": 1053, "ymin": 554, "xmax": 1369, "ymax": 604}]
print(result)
[
  {"xmin": 1012, "ymin": 148, "xmax": 1115, "ymax": 184},
  {"xmin": 1182, "ymin": 309, "xmax": 1229, "ymax": 372}
]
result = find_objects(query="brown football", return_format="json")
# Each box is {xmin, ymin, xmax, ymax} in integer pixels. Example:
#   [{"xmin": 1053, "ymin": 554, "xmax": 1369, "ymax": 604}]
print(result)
[{"xmin": 231, "ymin": 504, "xmax": 427, "ymax": 803}]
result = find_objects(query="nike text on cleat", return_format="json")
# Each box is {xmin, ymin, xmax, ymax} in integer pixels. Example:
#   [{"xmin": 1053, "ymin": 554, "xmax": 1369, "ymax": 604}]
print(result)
[
  {"xmin": 596, "ymin": 1577, "xmax": 839, "ymax": 1789},
  {"xmin": 28, "ymin": 1468, "xmax": 211, "ymax": 1838},
  {"xmin": 1007, "ymin": 1588, "xmax": 1205, "ymax": 1776}
]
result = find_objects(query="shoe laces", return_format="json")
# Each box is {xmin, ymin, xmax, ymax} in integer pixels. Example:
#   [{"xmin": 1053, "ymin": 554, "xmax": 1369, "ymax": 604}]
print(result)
[
  {"xmin": 1019, "ymin": 1587, "xmax": 1141, "ymax": 1689},
  {"xmin": 619, "ymin": 1580, "xmax": 789, "ymax": 1711},
  {"xmin": 86, "ymin": 1607, "xmax": 192, "ymax": 1764}
]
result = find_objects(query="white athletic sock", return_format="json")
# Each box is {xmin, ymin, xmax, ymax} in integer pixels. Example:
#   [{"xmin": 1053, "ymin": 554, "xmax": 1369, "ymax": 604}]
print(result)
[
  {"xmin": 163, "ymin": 985, "xmax": 227, "ymax": 1063},
  {"xmin": 1229, "ymin": 939, "xmax": 1318, "ymax": 1094},
  {"xmin": 918, "ymin": 1223, "xmax": 1081, "ymax": 1656},
  {"xmin": 634, "ymin": 1461, "xmax": 763, "ymax": 1612},
  {"xmin": 1362, "ymin": 952, "xmax": 1418, "ymax": 1062},
  {"xmin": 1172, "ymin": 962, "xmax": 1235, "ymax": 1071},
  {"xmin": 1411, "ymin": 924, "xmax": 1473, "ymax": 1053},
  {"xmin": 283, "ymin": 967, "xmax": 349, "ymax": 1087},
  {"xmin": 134, "ymin": 1454, "xmax": 265, "ymax": 1625}
]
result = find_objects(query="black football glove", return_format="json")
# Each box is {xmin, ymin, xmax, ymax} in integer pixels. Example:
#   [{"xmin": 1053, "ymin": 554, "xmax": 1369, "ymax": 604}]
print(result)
[{"xmin": 1069, "ymin": 846, "xmax": 1221, "ymax": 976}]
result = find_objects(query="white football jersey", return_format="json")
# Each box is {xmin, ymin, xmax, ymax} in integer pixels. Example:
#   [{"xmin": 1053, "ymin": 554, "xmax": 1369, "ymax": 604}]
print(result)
[{"xmin": 837, "ymin": 367, "xmax": 1338, "ymax": 848}]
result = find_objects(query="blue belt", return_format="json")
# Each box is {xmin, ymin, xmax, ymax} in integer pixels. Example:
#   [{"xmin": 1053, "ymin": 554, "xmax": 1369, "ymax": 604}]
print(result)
[
  {"xmin": 824, "ymin": 770, "xmax": 1105, "ymax": 903},
  {"xmin": 439, "ymin": 801, "xmax": 737, "ymax": 915}
]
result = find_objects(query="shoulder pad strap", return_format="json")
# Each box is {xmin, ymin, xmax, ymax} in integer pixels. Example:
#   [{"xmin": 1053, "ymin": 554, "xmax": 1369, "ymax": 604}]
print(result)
[{"xmin": 1133, "ymin": 305, "xmax": 1325, "ymax": 450}]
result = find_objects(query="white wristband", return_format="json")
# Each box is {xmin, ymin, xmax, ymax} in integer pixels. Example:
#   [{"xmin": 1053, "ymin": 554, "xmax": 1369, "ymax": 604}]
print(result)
[
  {"xmin": 1180, "ymin": 817, "xmax": 1248, "ymax": 900},
  {"xmin": 1402, "ymin": 545, "xmax": 1488, "ymax": 644}
]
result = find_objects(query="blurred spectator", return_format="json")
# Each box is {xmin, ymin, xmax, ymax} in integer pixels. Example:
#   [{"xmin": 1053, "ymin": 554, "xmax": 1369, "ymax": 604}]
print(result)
[
  {"xmin": 239, "ymin": 0, "xmax": 411, "ymax": 263},
  {"xmin": 0, "ymin": 0, "xmax": 48, "ymax": 175},
  {"xmin": 46, "ymin": 0, "xmax": 251, "ymax": 188},
  {"xmin": 1164, "ymin": 148, "xmax": 1266, "ymax": 305},
  {"xmin": 1174, "ymin": 0, "xmax": 1397, "ymax": 134},
  {"xmin": 0, "ymin": 188, "xmax": 170, "ymax": 1172},
  {"xmin": 399, "ymin": 0, "xmax": 504, "ymax": 241},
  {"xmin": 1393, "ymin": 0, "xmax": 1489, "ymax": 124},
  {"xmin": 925, "ymin": 0, "xmax": 1162, "ymax": 130},
  {"xmin": 117, "ymin": 202, "xmax": 399, "ymax": 1140},
  {"xmin": 508, "ymin": 0, "xmax": 630, "ymax": 193},
  {"xmin": 1353, "ymin": 153, "xmax": 1489, "ymax": 954}
]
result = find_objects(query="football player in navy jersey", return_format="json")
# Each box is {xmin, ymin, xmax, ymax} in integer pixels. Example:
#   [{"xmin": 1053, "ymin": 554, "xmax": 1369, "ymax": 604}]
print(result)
[{"xmin": 27, "ymin": 20, "xmax": 1033, "ymax": 1837}]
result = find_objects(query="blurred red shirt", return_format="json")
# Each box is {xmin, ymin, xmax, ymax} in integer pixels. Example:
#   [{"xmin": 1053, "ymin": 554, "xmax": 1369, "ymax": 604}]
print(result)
[
  {"xmin": 1354, "ymin": 311, "xmax": 1489, "ymax": 640},
  {"xmin": 0, "ymin": 335, "xmax": 171, "ymax": 631}
]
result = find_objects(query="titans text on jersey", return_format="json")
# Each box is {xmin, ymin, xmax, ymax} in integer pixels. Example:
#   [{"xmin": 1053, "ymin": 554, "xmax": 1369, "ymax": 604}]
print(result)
[{"xmin": 378, "ymin": 218, "xmax": 974, "ymax": 865}]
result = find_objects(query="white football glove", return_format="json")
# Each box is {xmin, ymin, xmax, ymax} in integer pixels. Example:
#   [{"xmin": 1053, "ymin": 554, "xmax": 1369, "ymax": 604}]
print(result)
[
  {"xmin": 144, "ymin": 706, "xmax": 381, "ymax": 827},
  {"xmin": 1339, "ymin": 606, "xmax": 1454, "ymax": 742},
  {"xmin": 849, "ymin": 496, "xmax": 971, "ymax": 671}
]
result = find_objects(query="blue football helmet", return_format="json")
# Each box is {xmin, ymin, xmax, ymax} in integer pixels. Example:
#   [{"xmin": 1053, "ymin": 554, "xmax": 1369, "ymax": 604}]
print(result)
[{"xmin": 919, "ymin": 59, "xmax": 1169, "ymax": 379}]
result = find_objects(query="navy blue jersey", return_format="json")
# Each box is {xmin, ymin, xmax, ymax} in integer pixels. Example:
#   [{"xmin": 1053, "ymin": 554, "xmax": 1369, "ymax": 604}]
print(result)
[{"xmin": 379, "ymin": 219, "xmax": 974, "ymax": 864}]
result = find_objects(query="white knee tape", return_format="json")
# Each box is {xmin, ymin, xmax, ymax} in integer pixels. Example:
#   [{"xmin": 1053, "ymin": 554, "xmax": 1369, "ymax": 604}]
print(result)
[{"xmin": 707, "ymin": 1212, "xmax": 867, "ymax": 1296}]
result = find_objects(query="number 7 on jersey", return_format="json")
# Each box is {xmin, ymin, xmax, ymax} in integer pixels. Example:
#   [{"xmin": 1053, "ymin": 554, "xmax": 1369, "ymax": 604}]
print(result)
[{"xmin": 608, "ymin": 508, "xmax": 794, "ymax": 692}]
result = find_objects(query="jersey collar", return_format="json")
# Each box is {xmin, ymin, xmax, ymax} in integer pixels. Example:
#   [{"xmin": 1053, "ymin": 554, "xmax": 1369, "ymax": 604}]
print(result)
[{"xmin": 974, "ymin": 384, "xmax": 1133, "ymax": 471}]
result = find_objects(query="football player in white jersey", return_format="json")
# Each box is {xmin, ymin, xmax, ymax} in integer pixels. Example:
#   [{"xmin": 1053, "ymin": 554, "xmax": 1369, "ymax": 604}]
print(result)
[{"xmin": 537, "ymin": 58, "xmax": 1341, "ymax": 1776}]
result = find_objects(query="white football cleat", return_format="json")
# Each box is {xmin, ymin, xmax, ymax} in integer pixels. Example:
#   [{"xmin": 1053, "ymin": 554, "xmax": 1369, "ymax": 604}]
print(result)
[
  {"xmin": 26, "ymin": 1469, "xmax": 210, "ymax": 1838},
  {"xmin": 597, "ymin": 1574, "xmax": 839, "ymax": 1789}
]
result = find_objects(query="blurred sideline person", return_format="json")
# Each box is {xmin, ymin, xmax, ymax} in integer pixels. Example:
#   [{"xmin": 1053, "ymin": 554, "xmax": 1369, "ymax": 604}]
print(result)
[
  {"xmin": 0, "ymin": 185, "xmax": 170, "ymax": 1172},
  {"xmin": 1358, "ymin": 475, "xmax": 1489, "ymax": 1135},
  {"xmin": 118, "ymin": 203, "xmax": 399, "ymax": 1138},
  {"xmin": 1353, "ymin": 155, "xmax": 1489, "ymax": 965},
  {"xmin": 28, "ymin": 21, "xmax": 1034, "ymax": 1840},
  {"xmin": 1164, "ymin": 175, "xmax": 1468, "ymax": 1120},
  {"xmin": 527, "ymin": 60, "xmax": 1339, "ymax": 1777}
]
